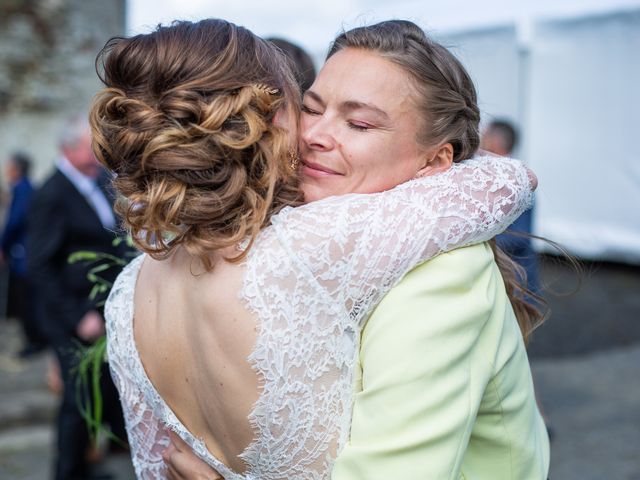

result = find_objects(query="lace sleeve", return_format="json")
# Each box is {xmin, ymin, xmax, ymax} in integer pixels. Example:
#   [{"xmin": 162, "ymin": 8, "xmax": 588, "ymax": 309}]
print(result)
[
  {"xmin": 271, "ymin": 155, "xmax": 533, "ymax": 325},
  {"xmin": 105, "ymin": 255, "xmax": 171, "ymax": 479},
  {"xmin": 108, "ymin": 350, "xmax": 171, "ymax": 479}
]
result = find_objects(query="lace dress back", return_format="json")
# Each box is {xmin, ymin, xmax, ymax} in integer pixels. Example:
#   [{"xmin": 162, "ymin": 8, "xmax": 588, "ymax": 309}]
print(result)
[{"xmin": 105, "ymin": 156, "xmax": 534, "ymax": 479}]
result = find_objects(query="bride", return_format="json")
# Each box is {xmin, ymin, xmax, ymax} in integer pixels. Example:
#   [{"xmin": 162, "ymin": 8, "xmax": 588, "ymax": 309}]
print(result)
[{"xmin": 91, "ymin": 18, "xmax": 540, "ymax": 479}]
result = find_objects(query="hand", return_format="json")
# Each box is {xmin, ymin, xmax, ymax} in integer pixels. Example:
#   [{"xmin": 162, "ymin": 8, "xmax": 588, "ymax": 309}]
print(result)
[
  {"xmin": 477, "ymin": 149, "xmax": 538, "ymax": 191},
  {"xmin": 76, "ymin": 310, "xmax": 105, "ymax": 342},
  {"xmin": 526, "ymin": 168, "xmax": 538, "ymax": 191},
  {"xmin": 163, "ymin": 431, "xmax": 223, "ymax": 480}
]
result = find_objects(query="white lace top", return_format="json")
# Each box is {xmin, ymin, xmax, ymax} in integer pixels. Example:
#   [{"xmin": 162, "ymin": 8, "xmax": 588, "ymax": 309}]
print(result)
[{"xmin": 105, "ymin": 156, "xmax": 534, "ymax": 479}]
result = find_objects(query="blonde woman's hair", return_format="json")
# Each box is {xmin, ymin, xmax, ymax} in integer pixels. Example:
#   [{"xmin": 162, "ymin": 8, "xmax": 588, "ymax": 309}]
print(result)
[{"xmin": 90, "ymin": 19, "xmax": 302, "ymax": 270}]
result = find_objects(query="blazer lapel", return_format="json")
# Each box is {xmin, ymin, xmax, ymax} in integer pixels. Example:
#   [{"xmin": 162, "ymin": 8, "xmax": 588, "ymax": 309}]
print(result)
[{"xmin": 55, "ymin": 169, "xmax": 105, "ymax": 232}]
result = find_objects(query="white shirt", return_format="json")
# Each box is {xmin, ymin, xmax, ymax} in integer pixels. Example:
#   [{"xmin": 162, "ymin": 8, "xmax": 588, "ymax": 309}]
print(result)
[{"xmin": 57, "ymin": 155, "xmax": 116, "ymax": 230}]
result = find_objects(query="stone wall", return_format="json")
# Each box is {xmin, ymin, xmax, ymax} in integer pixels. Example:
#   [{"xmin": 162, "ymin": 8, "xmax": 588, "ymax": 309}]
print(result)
[{"xmin": 0, "ymin": 0, "xmax": 126, "ymax": 184}]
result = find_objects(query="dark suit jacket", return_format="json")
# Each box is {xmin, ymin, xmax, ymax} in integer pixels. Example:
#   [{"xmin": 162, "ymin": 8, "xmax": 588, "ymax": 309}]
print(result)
[{"xmin": 27, "ymin": 168, "xmax": 128, "ymax": 345}]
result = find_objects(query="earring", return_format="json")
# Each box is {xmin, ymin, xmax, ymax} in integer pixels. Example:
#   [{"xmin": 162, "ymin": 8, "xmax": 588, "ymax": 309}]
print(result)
[{"xmin": 288, "ymin": 148, "xmax": 300, "ymax": 170}]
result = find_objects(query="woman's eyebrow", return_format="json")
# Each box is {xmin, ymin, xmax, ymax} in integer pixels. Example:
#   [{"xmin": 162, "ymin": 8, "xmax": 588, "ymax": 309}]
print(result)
[
  {"xmin": 341, "ymin": 100, "xmax": 389, "ymax": 121},
  {"xmin": 304, "ymin": 90, "xmax": 390, "ymax": 121},
  {"xmin": 303, "ymin": 90, "xmax": 324, "ymax": 106}
]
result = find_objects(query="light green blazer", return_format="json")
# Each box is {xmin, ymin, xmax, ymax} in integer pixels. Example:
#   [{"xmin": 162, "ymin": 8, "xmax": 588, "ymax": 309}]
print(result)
[{"xmin": 332, "ymin": 243, "xmax": 550, "ymax": 479}]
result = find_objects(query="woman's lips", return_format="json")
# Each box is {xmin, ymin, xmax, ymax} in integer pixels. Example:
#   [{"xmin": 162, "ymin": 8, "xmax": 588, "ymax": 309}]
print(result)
[{"xmin": 301, "ymin": 160, "xmax": 342, "ymax": 178}]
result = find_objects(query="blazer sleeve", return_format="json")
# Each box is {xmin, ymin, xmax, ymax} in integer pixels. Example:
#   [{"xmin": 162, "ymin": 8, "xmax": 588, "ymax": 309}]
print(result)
[{"xmin": 331, "ymin": 243, "xmax": 497, "ymax": 480}]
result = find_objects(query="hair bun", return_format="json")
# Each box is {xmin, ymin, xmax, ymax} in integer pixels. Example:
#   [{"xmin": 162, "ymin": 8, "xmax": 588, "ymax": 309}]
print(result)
[{"xmin": 90, "ymin": 19, "xmax": 302, "ymax": 270}]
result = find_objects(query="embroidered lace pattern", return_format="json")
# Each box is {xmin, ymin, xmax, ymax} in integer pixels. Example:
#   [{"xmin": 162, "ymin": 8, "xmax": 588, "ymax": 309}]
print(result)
[{"xmin": 105, "ymin": 156, "xmax": 533, "ymax": 479}]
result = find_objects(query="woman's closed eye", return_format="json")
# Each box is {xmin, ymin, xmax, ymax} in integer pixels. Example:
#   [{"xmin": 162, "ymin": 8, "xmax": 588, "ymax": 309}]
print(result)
[
  {"xmin": 347, "ymin": 120, "xmax": 373, "ymax": 131},
  {"xmin": 301, "ymin": 104, "xmax": 321, "ymax": 115},
  {"xmin": 301, "ymin": 102, "xmax": 374, "ymax": 131}
]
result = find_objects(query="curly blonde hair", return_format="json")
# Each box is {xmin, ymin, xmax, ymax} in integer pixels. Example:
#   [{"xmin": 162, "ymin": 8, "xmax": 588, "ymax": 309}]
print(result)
[{"xmin": 90, "ymin": 19, "xmax": 302, "ymax": 270}]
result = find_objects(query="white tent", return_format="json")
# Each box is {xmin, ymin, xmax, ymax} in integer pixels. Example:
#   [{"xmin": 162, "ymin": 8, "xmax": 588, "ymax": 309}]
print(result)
[{"xmin": 441, "ymin": 9, "xmax": 640, "ymax": 264}]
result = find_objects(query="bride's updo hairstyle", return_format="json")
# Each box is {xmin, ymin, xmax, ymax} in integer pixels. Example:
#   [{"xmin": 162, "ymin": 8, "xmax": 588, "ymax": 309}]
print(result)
[
  {"xmin": 329, "ymin": 20, "xmax": 545, "ymax": 340},
  {"xmin": 90, "ymin": 19, "xmax": 302, "ymax": 269}
]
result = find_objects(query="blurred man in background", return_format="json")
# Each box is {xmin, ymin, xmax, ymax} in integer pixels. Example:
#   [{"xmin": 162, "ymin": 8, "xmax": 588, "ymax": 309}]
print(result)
[
  {"xmin": 27, "ymin": 114, "xmax": 129, "ymax": 480},
  {"xmin": 1, "ymin": 151, "xmax": 45, "ymax": 356},
  {"xmin": 482, "ymin": 119, "xmax": 540, "ymax": 294}
]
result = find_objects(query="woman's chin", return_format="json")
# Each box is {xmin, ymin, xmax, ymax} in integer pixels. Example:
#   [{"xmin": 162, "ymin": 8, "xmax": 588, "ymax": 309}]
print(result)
[{"xmin": 301, "ymin": 182, "xmax": 333, "ymax": 203}]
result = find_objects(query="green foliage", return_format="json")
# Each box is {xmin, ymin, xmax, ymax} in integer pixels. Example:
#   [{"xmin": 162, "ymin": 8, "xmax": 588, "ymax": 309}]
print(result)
[
  {"xmin": 68, "ymin": 235, "xmax": 135, "ymax": 447},
  {"xmin": 73, "ymin": 336, "xmax": 125, "ymax": 448},
  {"xmin": 68, "ymin": 248, "xmax": 132, "ymax": 307}
]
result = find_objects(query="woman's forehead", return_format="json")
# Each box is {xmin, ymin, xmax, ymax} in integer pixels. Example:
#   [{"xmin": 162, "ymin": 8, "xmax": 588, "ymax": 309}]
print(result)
[{"xmin": 310, "ymin": 48, "xmax": 416, "ymax": 114}]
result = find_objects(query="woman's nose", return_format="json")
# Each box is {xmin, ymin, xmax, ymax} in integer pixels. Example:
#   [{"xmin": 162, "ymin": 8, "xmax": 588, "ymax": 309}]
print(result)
[{"xmin": 300, "ymin": 115, "xmax": 335, "ymax": 152}]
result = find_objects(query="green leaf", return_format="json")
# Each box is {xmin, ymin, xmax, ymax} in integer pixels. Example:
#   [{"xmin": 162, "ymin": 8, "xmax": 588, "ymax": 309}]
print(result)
[
  {"xmin": 86, "ymin": 263, "xmax": 112, "ymax": 283},
  {"xmin": 88, "ymin": 284, "xmax": 101, "ymax": 301},
  {"xmin": 74, "ymin": 337, "xmax": 127, "ymax": 449},
  {"xmin": 68, "ymin": 251, "xmax": 100, "ymax": 263}
]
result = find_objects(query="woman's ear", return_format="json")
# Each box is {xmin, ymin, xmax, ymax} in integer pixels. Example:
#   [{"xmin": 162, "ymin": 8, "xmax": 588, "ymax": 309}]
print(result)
[{"xmin": 416, "ymin": 143, "xmax": 453, "ymax": 178}]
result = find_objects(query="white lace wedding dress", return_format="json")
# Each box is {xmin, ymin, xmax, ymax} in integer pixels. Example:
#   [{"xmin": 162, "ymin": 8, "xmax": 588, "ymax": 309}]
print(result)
[{"xmin": 105, "ymin": 156, "xmax": 534, "ymax": 479}]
